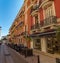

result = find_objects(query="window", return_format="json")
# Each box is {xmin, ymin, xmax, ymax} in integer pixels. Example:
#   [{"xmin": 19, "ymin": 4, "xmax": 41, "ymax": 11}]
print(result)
[
  {"xmin": 45, "ymin": 6, "xmax": 53, "ymax": 18},
  {"xmin": 31, "ymin": 0, "xmax": 34, "ymax": 2},
  {"xmin": 31, "ymin": 0, "xmax": 34, "ymax": 3},
  {"xmin": 35, "ymin": 15, "xmax": 38, "ymax": 24},
  {"xmin": 27, "ymin": 0, "xmax": 31, "ymax": 7},
  {"xmin": 44, "ymin": 6, "xmax": 53, "ymax": 25}
]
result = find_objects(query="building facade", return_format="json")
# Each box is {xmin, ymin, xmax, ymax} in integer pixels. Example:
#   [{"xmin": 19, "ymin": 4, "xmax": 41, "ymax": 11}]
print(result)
[{"xmin": 9, "ymin": 0, "xmax": 60, "ymax": 54}]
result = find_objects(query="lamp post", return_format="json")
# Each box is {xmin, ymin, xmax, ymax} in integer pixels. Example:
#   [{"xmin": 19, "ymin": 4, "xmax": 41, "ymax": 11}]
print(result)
[{"xmin": 0, "ymin": 26, "xmax": 1, "ymax": 40}]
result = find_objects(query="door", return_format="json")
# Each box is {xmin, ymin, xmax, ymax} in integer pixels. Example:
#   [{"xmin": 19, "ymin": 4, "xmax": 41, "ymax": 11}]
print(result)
[{"xmin": 34, "ymin": 38, "xmax": 41, "ymax": 50}]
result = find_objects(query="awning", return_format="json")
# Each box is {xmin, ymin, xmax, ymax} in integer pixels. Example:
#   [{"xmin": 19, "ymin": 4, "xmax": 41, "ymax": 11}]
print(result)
[{"xmin": 30, "ymin": 31, "xmax": 56, "ymax": 37}]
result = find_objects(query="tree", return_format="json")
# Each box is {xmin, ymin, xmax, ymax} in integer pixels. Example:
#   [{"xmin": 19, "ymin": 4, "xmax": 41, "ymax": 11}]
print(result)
[
  {"xmin": 24, "ymin": 35, "xmax": 32, "ymax": 42},
  {"xmin": 56, "ymin": 26, "xmax": 60, "ymax": 42}
]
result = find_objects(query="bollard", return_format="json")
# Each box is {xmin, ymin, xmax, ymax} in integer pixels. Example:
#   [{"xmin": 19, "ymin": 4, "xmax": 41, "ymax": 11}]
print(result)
[
  {"xmin": 56, "ymin": 58, "xmax": 60, "ymax": 63},
  {"xmin": 37, "ymin": 55, "xmax": 40, "ymax": 63},
  {"xmin": 25, "ymin": 49, "xmax": 27, "ymax": 58}
]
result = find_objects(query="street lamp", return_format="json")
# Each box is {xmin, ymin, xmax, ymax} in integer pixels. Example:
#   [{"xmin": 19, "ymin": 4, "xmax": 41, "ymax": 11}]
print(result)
[{"xmin": 0, "ymin": 26, "xmax": 1, "ymax": 40}]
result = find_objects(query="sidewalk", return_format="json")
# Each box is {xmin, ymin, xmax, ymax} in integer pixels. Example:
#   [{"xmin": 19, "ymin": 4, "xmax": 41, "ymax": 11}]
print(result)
[
  {"xmin": 10, "ymin": 47, "xmax": 57, "ymax": 63},
  {"xmin": 9, "ymin": 47, "xmax": 38, "ymax": 63},
  {"xmin": 25, "ymin": 51, "xmax": 56, "ymax": 63},
  {"xmin": 2, "ymin": 44, "xmax": 57, "ymax": 63}
]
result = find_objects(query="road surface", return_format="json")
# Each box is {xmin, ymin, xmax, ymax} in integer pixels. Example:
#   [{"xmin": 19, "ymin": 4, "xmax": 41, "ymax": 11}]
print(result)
[{"xmin": 0, "ymin": 44, "xmax": 28, "ymax": 63}]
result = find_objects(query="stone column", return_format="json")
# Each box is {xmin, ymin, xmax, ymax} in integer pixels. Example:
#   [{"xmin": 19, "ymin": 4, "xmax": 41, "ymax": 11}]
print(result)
[
  {"xmin": 30, "ymin": 41, "xmax": 33, "ymax": 49},
  {"xmin": 41, "ymin": 37, "xmax": 47, "ymax": 52}
]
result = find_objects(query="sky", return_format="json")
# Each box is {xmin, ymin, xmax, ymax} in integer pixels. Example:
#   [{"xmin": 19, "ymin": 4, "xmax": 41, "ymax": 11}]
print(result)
[{"xmin": 0, "ymin": 0, "xmax": 24, "ymax": 36}]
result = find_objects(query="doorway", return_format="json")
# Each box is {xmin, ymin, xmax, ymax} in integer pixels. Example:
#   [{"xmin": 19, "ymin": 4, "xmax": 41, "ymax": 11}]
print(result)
[{"xmin": 33, "ymin": 38, "xmax": 41, "ymax": 50}]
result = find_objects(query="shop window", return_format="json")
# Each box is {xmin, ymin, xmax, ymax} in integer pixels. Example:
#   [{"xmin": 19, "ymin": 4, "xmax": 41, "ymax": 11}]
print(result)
[
  {"xmin": 46, "ymin": 37, "xmax": 54, "ymax": 53},
  {"xmin": 34, "ymin": 39, "xmax": 41, "ymax": 50},
  {"xmin": 47, "ymin": 38, "xmax": 53, "ymax": 48},
  {"xmin": 47, "ymin": 36, "xmax": 60, "ymax": 54}
]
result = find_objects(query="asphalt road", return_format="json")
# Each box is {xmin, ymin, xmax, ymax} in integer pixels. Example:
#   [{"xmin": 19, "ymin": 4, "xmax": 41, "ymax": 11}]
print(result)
[{"xmin": 0, "ymin": 44, "xmax": 28, "ymax": 63}]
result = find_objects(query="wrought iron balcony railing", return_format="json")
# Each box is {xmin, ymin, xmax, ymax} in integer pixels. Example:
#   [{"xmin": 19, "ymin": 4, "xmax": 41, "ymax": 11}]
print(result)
[
  {"xmin": 31, "ymin": 4, "xmax": 39, "ymax": 13},
  {"xmin": 41, "ymin": 16, "xmax": 57, "ymax": 27},
  {"xmin": 21, "ymin": 32, "xmax": 26, "ymax": 35},
  {"xmin": 16, "ymin": 21, "xmax": 24, "ymax": 28},
  {"xmin": 31, "ymin": 23, "xmax": 40, "ymax": 30},
  {"xmin": 21, "ymin": 31, "xmax": 28, "ymax": 36},
  {"xmin": 41, "ymin": 0, "xmax": 54, "ymax": 3},
  {"xmin": 39, "ymin": 0, "xmax": 42, "ymax": 7},
  {"xmin": 41, "ymin": 0, "xmax": 54, "ymax": 5}
]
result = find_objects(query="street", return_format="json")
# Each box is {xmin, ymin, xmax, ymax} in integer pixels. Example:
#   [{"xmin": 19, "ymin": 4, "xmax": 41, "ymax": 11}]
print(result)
[
  {"xmin": 0, "ymin": 43, "xmax": 59, "ymax": 63},
  {"xmin": 0, "ymin": 44, "xmax": 28, "ymax": 63}
]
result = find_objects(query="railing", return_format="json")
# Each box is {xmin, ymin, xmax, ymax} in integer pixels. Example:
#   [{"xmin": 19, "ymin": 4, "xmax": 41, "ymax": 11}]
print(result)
[
  {"xmin": 39, "ymin": 0, "xmax": 42, "ymax": 7},
  {"xmin": 21, "ymin": 32, "xmax": 26, "ymax": 35},
  {"xmin": 31, "ymin": 23, "xmax": 40, "ymax": 30},
  {"xmin": 21, "ymin": 31, "xmax": 28, "ymax": 36},
  {"xmin": 31, "ymin": 16, "xmax": 57, "ymax": 30},
  {"xmin": 19, "ymin": 22, "xmax": 24, "ymax": 26},
  {"xmin": 16, "ymin": 21, "xmax": 24, "ymax": 28},
  {"xmin": 31, "ymin": 4, "xmax": 39, "ymax": 13},
  {"xmin": 41, "ymin": 0, "xmax": 48, "ymax": 2},
  {"xmin": 41, "ymin": 16, "xmax": 57, "ymax": 27},
  {"xmin": 41, "ymin": 0, "xmax": 54, "ymax": 3},
  {"xmin": 41, "ymin": 0, "xmax": 54, "ymax": 5}
]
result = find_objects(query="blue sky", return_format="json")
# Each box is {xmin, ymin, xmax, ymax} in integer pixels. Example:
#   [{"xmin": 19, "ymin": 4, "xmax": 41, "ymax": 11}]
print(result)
[{"xmin": 0, "ymin": 0, "xmax": 24, "ymax": 36}]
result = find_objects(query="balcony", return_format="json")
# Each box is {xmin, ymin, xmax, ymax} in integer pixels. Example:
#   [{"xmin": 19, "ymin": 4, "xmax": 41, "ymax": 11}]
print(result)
[
  {"xmin": 39, "ymin": 0, "xmax": 42, "ymax": 7},
  {"xmin": 31, "ymin": 23, "xmax": 40, "ymax": 30},
  {"xmin": 31, "ymin": 4, "xmax": 39, "ymax": 14},
  {"xmin": 41, "ymin": 0, "xmax": 54, "ymax": 7},
  {"xmin": 41, "ymin": 16, "xmax": 57, "ymax": 27},
  {"xmin": 21, "ymin": 31, "xmax": 28, "ymax": 36},
  {"xmin": 41, "ymin": 0, "xmax": 54, "ymax": 2},
  {"xmin": 19, "ymin": 22, "xmax": 24, "ymax": 27},
  {"xmin": 16, "ymin": 21, "xmax": 24, "ymax": 28},
  {"xmin": 21, "ymin": 32, "xmax": 26, "ymax": 35}
]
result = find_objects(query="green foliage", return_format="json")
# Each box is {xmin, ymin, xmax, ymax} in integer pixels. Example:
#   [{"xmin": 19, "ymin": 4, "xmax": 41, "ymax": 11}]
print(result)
[
  {"xmin": 24, "ymin": 35, "xmax": 32, "ymax": 41},
  {"xmin": 56, "ymin": 26, "xmax": 60, "ymax": 42}
]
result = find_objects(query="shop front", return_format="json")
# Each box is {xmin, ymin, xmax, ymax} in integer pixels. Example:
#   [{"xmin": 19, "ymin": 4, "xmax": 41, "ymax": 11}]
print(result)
[{"xmin": 30, "ymin": 30, "xmax": 60, "ymax": 54}]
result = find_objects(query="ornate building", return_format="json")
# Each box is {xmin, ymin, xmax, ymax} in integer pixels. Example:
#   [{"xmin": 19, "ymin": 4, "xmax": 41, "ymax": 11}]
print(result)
[{"xmin": 9, "ymin": 0, "xmax": 60, "ymax": 53}]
